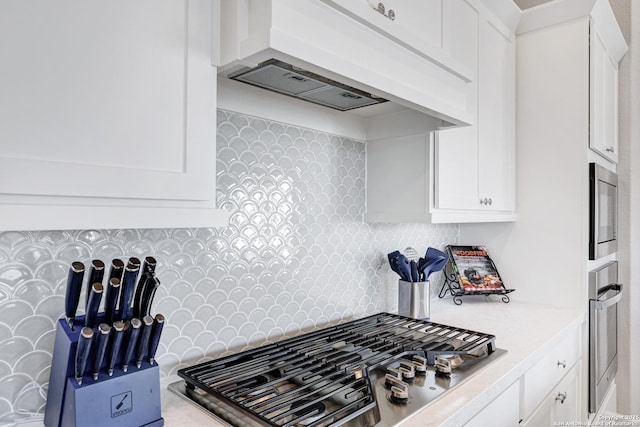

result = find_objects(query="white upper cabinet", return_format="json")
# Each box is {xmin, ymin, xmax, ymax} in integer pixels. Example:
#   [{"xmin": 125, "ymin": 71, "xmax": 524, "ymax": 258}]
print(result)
[
  {"xmin": 364, "ymin": 0, "xmax": 519, "ymax": 224},
  {"xmin": 590, "ymin": 12, "xmax": 622, "ymax": 163},
  {"xmin": 517, "ymin": 0, "xmax": 627, "ymax": 165},
  {"xmin": 432, "ymin": 0, "xmax": 518, "ymax": 222},
  {"xmin": 0, "ymin": 0, "xmax": 229, "ymax": 230}
]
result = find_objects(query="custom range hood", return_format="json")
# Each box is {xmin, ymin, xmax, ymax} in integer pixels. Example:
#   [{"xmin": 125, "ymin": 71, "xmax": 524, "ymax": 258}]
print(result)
[{"xmin": 215, "ymin": 0, "xmax": 473, "ymax": 126}]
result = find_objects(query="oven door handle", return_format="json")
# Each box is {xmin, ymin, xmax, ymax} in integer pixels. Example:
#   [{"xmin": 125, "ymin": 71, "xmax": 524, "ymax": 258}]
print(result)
[{"xmin": 594, "ymin": 284, "xmax": 623, "ymax": 310}]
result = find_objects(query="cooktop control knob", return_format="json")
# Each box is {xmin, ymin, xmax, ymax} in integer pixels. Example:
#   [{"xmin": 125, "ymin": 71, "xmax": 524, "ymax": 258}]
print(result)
[
  {"xmin": 386, "ymin": 376, "xmax": 409, "ymax": 404},
  {"xmin": 412, "ymin": 355, "xmax": 427, "ymax": 376},
  {"xmin": 399, "ymin": 360, "xmax": 415, "ymax": 381},
  {"xmin": 435, "ymin": 356, "xmax": 452, "ymax": 376},
  {"xmin": 384, "ymin": 368, "xmax": 402, "ymax": 388}
]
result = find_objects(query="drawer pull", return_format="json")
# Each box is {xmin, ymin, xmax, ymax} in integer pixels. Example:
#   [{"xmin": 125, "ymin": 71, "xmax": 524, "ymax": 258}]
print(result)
[
  {"xmin": 557, "ymin": 360, "xmax": 566, "ymax": 368},
  {"xmin": 556, "ymin": 392, "xmax": 567, "ymax": 404}
]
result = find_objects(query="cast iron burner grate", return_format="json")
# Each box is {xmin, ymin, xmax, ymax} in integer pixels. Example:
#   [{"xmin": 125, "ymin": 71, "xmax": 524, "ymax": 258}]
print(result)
[{"xmin": 177, "ymin": 312, "xmax": 497, "ymax": 427}]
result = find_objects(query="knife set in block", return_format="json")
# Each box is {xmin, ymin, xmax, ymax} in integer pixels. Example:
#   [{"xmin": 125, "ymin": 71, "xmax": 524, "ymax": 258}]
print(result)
[{"xmin": 44, "ymin": 258, "xmax": 165, "ymax": 427}]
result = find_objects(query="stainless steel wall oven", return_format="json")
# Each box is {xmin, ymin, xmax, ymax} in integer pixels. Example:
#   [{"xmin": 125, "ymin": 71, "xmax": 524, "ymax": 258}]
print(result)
[
  {"xmin": 589, "ymin": 163, "xmax": 618, "ymax": 260},
  {"xmin": 589, "ymin": 261, "xmax": 622, "ymax": 413}
]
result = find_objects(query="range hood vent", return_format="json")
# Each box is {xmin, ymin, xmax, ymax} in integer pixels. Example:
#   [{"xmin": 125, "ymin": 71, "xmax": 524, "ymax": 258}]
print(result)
[{"xmin": 228, "ymin": 59, "xmax": 388, "ymax": 111}]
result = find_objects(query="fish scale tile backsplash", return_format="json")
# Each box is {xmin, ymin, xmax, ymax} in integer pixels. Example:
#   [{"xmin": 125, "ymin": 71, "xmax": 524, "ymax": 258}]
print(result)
[{"xmin": 0, "ymin": 109, "xmax": 458, "ymax": 425}]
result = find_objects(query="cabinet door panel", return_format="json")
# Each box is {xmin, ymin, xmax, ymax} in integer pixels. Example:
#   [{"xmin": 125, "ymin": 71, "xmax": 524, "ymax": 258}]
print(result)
[
  {"xmin": 590, "ymin": 25, "xmax": 619, "ymax": 163},
  {"xmin": 434, "ymin": 0, "xmax": 480, "ymax": 210},
  {"xmin": 0, "ymin": 0, "xmax": 215, "ymax": 201},
  {"xmin": 478, "ymin": 18, "xmax": 514, "ymax": 211}
]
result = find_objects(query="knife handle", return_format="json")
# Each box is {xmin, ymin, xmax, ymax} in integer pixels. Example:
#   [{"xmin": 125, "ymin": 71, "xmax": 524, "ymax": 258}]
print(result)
[
  {"xmin": 107, "ymin": 321, "xmax": 125, "ymax": 376},
  {"xmin": 92, "ymin": 323, "xmax": 111, "ymax": 380},
  {"xmin": 128, "ymin": 257, "xmax": 141, "ymax": 270},
  {"xmin": 148, "ymin": 314, "xmax": 165, "ymax": 365},
  {"xmin": 135, "ymin": 316, "xmax": 154, "ymax": 368},
  {"xmin": 64, "ymin": 262, "xmax": 85, "ymax": 330},
  {"xmin": 142, "ymin": 256, "xmax": 157, "ymax": 274},
  {"xmin": 86, "ymin": 259, "xmax": 105, "ymax": 306},
  {"xmin": 108, "ymin": 258, "xmax": 125, "ymax": 284},
  {"xmin": 84, "ymin": 282, "xmax": 104, "ymax": 329},
  {"xmin": 119, "ymin": 263, "xmax": 140, "ymax": 321},
  {"xmin": 75, "ymin": 327, "xmax": 94, "ymax": 385},
  {"xmin": 122, "ymin": 318, "xmax": 142, "ymax": 373},
  {"xmin": 140, "ymin": 275, "xmax": 160, "ymax": 319},
  {"xmin": 132, "ymin": 271, "xmax": 151, "ymax": 320},
  {"xmin": 103, "ymin": 278, "xmax": 121, "ymax": 326}
]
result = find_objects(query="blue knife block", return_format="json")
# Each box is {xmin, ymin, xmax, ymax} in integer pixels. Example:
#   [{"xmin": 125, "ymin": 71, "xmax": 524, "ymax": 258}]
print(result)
[{"xmin": 44, "ymin": 316, "xmax": 164, "ymax": 427}]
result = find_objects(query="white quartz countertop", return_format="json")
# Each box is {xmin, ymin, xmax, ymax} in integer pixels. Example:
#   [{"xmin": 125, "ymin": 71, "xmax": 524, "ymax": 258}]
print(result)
[{"xmin": 160, "ymin": 298, "xmax": 586, "ymax": 427}]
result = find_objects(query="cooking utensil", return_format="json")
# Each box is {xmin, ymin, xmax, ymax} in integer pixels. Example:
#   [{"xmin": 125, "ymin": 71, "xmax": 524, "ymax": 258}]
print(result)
[
  {"xmin": 133, "ymin": 257, "xmax": 156, "ymax": 319},
  {"xmin": 136, "ymin": 316, "xmax": 154, "ymax": 368},
  {"xmin": 64, "ymin": 261, "xmax": 85, "ymax": 330},
  {"xmin": 148, "ymin": 314, "xmax": 165, "ymax": 365},
  {"xmin": 140, "ymin": 275, "xmax": 160, "ymax": 318},
  {"xmin": 86, "ymin": 259, "xmax": 105, "ymax": 305},
  {"xmin": 75, "ymin": 327, "xmax": 94, "ymax": 385},
  {"xmin": 387, "ymin": 251, "xmax": 402, "ymax": 277},
  {"xmin": 84, "ymin": 282, "xmax": 103, "ymax": 328},
  {"xmin": 107, "ymin": 321, "xmax": 125, "ymax": 376},
  {"xmin": 122, "ymin": 318, "xmax": 142, "ymax": 372},
  {"xmin": 424, "ymin": 247, "xmax": 448, "ymax": 264},
  {"xmin": 396, "ymin": 254, "xmax": 412, "ymax": 282},
  {"xmin": 92, "ymin": 323, "xmax": 111, "ymax": 380},
  {"xmin": 410, "ymin": 260, "xmax": 419, "ymax": 282},
  {"xmin": 104, "ymin": 278, "xmax": 120, "ymax": 325},
  {"xmin": 119, "ymin": 262, "xmax": 140, "ymax": 321},
  {"xmin": 422, "ymin": 256, "xmax": 449, "ymax": 281},
  {"xmin": 108, "ymin": 258, "xmax": 125, "ymax": 284}
]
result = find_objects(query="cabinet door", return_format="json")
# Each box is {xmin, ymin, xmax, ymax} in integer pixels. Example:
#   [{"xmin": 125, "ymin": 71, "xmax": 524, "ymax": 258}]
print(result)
[
  {"xmin": 434, "ymin": 0, "xmax": 480, "ymax": 210},
  {"xmin": 477, "ymin": 14, "xmax": 515, "ymax": 212},
  {"xmin": 590, "ymin": 25, "xmax": 619, "ymax": 163},
  {"xmin": 0, "ymin": 0, "xmax": 227, "ymax": 230},
  {"xmin": 434, "ymin": 2, "xmax": 515, "ymax": 214},
  {"xmin": 465, "ymin": 380, "xmax": 520, "ymax": 427}
]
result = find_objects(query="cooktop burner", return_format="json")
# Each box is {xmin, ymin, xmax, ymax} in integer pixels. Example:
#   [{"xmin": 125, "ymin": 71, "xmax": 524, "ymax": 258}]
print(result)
[{"xmin": 169, "ymin": 312, "xmax": 506, "ymax": 427}]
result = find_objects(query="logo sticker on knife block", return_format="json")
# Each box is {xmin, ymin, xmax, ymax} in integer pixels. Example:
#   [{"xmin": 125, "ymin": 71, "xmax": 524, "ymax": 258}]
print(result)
[{"xmin": 111, "ymin": 391, "xmax": 132, "ymax": 418}]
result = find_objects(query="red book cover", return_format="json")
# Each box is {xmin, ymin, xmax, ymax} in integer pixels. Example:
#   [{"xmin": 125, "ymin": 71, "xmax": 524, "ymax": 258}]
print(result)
[{"xmin": 446, "ymin": 245, "xmax": 505, "ymax": 292}]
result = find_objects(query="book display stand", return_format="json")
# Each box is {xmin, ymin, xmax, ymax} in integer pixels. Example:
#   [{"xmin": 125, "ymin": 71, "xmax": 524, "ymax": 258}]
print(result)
[{"xmin": 438, "ymin": 245, "xmax": 515, "ymax": 305}]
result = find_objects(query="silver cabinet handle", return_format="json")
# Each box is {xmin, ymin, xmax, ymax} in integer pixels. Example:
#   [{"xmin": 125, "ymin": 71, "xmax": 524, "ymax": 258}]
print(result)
[
  {"xmin": 557, "ymin": 360, "xmax": 566, "ymax": 368},
  {"xmin": 556, "ymin": 392, "xmax": 567, "ymax": 404},
  {"xmin": 373, "ymin": 2, "xmax": 396, "ymax": 20},
  {"xmin": 606, "ymin": 146, "xmax": 615, "ymax": 152}
]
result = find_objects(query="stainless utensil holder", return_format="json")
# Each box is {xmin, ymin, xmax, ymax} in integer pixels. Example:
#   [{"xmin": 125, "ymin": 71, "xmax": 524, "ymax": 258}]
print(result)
[{"xmin": 398, "ymin": 280, "xmax": 430, "ymax": 320}]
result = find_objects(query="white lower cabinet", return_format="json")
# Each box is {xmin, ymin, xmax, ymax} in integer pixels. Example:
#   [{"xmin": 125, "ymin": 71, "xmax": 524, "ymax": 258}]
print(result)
[
  {"xmin": 464, "ymin": 322, "xmax": 584, "ymax": 427},
  {"xmin": 521, "ymin": 362, "xmax": 581, "ymax": 426},
  {"xmin": 464, "ymin": 380, "xmax": 520, "ymax": 427},
  {"xmin": 521, "ymin": 323, "xmax": 583, "ymax": 426}
]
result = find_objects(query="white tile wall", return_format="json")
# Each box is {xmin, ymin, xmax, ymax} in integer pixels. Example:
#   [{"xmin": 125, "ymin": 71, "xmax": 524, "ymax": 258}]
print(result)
[{"xmin": 0, "ymin": 110, "xmax": 458, "ymax": 425}]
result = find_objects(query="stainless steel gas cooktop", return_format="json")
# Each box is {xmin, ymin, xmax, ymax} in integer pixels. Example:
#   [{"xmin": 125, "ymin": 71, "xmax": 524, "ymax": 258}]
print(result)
[{"xmin": 169, "ymin": 313, "xmax": 506, "ymax": 427}]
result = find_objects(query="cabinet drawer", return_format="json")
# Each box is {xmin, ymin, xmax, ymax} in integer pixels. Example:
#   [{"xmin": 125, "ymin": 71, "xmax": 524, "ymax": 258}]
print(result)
[
  {"xmin": 522, "ymin": 361, "xmax": 581, "ymax": 426},
  {"xmin": 522, "ymin": 326, "xmax": 581, "ymax": 419}
]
